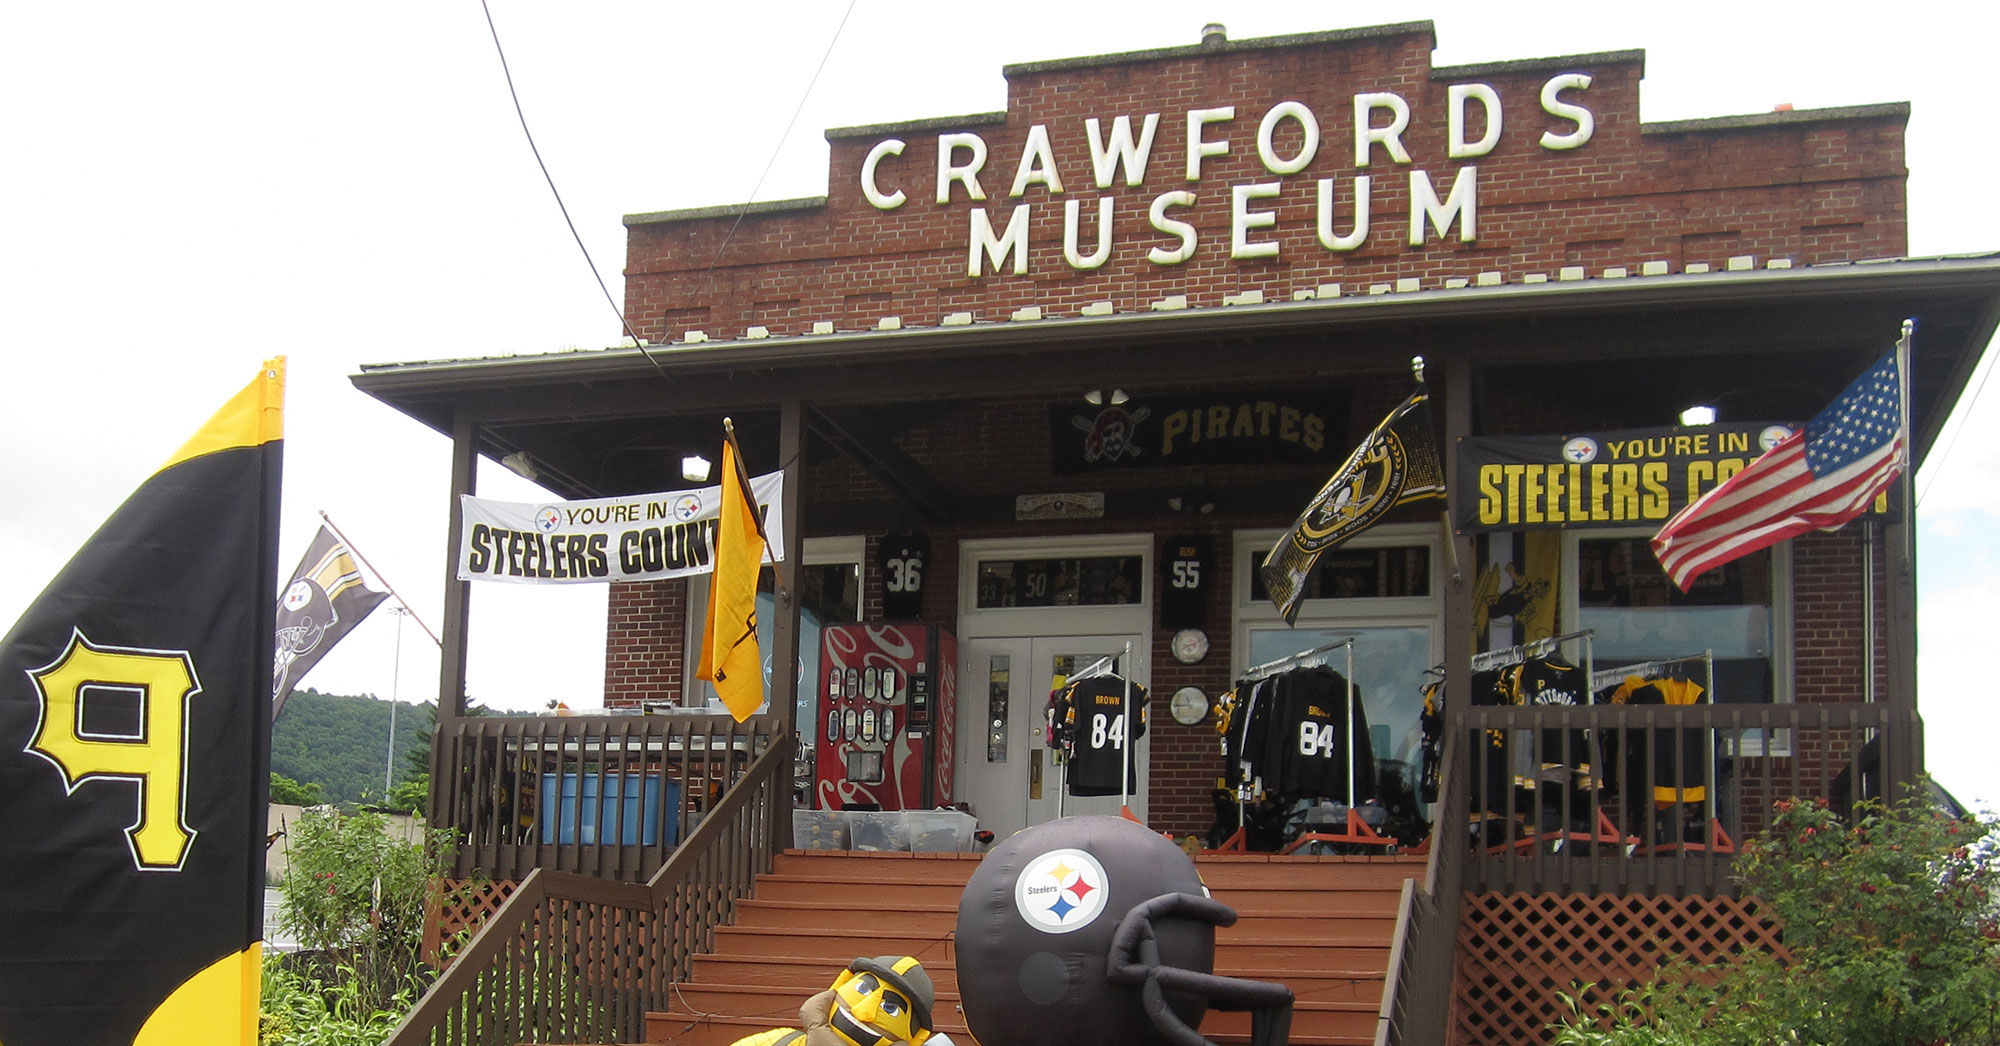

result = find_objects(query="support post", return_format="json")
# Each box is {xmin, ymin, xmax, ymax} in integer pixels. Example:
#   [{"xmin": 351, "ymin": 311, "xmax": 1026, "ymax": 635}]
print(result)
[{"xmin": 769, "ymin": 399, "xmax": 806, "ymax": 855}]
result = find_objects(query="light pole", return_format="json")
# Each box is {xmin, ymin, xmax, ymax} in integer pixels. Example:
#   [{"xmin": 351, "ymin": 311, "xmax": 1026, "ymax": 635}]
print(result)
[{"xmin": 386, "ymin": 606, "xmax": 409, "ymax": 794}]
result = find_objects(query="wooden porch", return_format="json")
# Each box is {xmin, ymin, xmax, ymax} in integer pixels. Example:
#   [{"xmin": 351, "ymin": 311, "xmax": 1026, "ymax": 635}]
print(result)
[{"xmin": 386, "ymin": 698, "xmax": 1917, "ymax": 1046}]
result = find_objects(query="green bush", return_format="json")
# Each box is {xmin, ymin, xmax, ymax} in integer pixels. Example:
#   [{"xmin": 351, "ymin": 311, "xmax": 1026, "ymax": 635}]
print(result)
[
  {"xmin": 1552, "ymin": 787, "xmax": 2000, "ymax": 1045},
  {"xmin": 266, "ymin": 806, "xmax": 456, "ymax": 1043}
]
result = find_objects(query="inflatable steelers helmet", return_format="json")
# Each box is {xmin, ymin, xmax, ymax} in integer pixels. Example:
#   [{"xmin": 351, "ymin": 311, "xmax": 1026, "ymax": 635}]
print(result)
[
  {"xmin": 955, "ymin": 816, "xmax": 1292, "ymax": 1046},
  {"xmin": 830, "ymin": 955, "xmax": 936, "ymax": 1046}
]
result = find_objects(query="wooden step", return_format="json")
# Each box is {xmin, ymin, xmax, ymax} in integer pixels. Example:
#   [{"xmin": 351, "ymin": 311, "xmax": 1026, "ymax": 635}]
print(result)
[
  {"xmin": 710, "ymin": 925, "xmax": 961, "ymax": 961},
  {"xmin": 771, "ymin": 851, "xmax": 984, "ymax": 881},
  {"xmin": 644, "ymin": 1007, "xmax": 1375, "ymax": 1046},
  {"xmin": 684, "ymin": 954, "xmax": 1380, "ymax": 1002},
  {"xmin": 643, "ymin": 849, "xmax": 1417, "ymax": 1046}
]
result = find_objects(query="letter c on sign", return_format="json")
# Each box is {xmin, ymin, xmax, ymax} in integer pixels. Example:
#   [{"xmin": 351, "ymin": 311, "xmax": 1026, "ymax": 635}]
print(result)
[{"xmin": 862, "ymin": 138, "xmax": 907, "ymax": 210}]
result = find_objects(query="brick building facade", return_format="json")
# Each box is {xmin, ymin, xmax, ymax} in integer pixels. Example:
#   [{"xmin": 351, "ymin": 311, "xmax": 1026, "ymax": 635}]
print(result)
[{"xmin": 359, "ymin": 20, "xmax": 1998, "ymax": 844}]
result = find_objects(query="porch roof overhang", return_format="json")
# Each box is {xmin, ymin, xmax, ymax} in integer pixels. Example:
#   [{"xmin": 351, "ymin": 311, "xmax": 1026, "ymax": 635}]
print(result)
[{"xmin": 353, "ymin": 254, "xmax": 2000, "ymax": 504}]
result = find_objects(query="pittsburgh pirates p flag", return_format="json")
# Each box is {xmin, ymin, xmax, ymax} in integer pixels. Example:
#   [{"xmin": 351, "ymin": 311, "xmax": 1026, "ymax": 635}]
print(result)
[
  {"xmin": 1261, "ymin": 382, "xmax": 1446, "ymax": 625},
  {"xmin": 0, "ymin": 360, "xmax": 283, "ymax": 1046}
]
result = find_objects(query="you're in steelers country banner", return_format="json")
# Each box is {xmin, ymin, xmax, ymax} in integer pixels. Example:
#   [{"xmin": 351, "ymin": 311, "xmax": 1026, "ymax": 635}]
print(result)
[
  {"xmin": 1455, "ymin": 423, "xmax": 1835, "ymax": 533},
  {"xmin": 458, "ymin": 471, "xmax": 785, "ymax": 584}
]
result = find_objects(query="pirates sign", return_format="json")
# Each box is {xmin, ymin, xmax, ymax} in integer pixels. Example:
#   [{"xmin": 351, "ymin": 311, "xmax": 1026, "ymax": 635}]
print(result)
[{"xmin": 1049, "ymin": 391, "xmax": 1348, "ymax": 474}]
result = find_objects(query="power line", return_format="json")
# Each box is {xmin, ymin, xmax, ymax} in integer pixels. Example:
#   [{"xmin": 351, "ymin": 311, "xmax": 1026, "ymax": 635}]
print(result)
[{"xmin": 476, "ymin": 0, "xmax": 648, "ymax": 360}]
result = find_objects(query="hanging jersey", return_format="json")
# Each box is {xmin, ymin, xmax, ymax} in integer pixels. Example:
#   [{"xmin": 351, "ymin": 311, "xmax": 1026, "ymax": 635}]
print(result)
[
  {"xmin": 877, "ymin": 533, "xmax": 931, "ymax": 620},
  {"xmin": 1612, "ymin": 677, "xmax": 1709, "ymax": 805},
  {"xmin": 1159, "ymin": 534, "xmax": 1212, "ymax": 629},
  {"xmin": 1062, "ymin": 676, "xmax": 1149, "ymax": 797},
  {"xmin": 1261, "ymin": 667, "xmax": 1376, "ymax": 803}
]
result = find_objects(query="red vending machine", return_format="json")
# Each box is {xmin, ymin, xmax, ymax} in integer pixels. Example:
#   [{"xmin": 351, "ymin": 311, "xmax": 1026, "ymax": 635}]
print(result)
[{"xmin": 814, "ymin": 624, "xmax": 956, "ymax": 811}]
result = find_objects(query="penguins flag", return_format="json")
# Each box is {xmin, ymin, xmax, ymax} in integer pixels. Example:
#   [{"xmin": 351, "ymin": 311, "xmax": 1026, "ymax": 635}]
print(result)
[
  {"xmin": 1261, "ymin": 387, "xmax": 1446, "ymax": 625},
  {"xmin": 0, "ymin": 359, "xmax": 282, "ymax": 1046},
  {"xmin": 273, "ymin": 524, "xmax": 386, "ymax": 719}
]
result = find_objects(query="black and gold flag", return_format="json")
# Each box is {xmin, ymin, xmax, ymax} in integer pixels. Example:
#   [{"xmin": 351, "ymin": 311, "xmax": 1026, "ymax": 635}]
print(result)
[
  {"xmin": 1260, "ymin": 387, "xmax": 1445, "ymax": 624},
  {"xmin": 0, "ymin": 359, "xmax": 283, "ymax": 1046},
  {"xmin": 273, "ymin": 523, "xmax": 386, "ymax": 718}
]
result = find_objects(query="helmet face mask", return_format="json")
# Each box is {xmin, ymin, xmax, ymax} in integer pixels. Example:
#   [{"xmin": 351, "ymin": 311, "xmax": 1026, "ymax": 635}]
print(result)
[{"xmin": 828, "ymin": 960, "xmax": 933, "ymax": 1046}]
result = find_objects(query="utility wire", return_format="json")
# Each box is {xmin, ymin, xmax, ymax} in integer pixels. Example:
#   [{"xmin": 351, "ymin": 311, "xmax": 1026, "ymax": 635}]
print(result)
[
  {"xmin": 479, "ymin": 0, "xmax": 855, "ymax": 379},
  {"xmin": 476, "ymin": 0, "xmax": 672, "ymax": 380},
  {"xmin": 1916, "ymin": 339, "xmax": 1998, "ymax": 507},
  {"xmin": 697, "ymin": 1, "xmax": 857, "ymax": 298}
]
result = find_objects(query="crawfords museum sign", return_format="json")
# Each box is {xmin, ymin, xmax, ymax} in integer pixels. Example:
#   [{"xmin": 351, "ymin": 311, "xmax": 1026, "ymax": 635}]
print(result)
[{"xmin": 855, "ymin": 74, "xmax": 1598, "ymax": 275}]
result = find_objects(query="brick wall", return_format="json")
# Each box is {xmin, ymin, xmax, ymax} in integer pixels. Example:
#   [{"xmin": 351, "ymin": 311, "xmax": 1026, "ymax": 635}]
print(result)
[
  {"xmin": 601, "ymin": 23, "xmax": 1910, "ymax": 837},
  {"xmin": 624, "ymin": 26, "xmax": 1904, "ymax": 343}
]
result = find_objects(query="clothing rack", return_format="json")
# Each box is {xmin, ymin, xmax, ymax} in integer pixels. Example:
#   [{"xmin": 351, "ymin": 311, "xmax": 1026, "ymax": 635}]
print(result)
[
  {"xmin": 1469, "ymin": 628, "xmax": 1595, "ymax": 674},
  {"xmin": 1231, "ymin": 637, "xmax": 1392, "ymax": 850},
  {"xmin": 1056, "ymin": 641, "xmax": 1137, "ymax": 817},
  {"xmin": 1238, "ymin": 637, "xmax": 1355, "ymax": 685},
  {"xmin": 1588, "ymin": 649, "xmax": 1713, "ymax": 693}
]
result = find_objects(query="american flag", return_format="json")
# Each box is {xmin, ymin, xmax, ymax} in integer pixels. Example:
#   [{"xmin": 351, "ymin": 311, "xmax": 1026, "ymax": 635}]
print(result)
[{"xmin": 1651, "ymin": 343, "xmax": 1907, "ymax": 591}]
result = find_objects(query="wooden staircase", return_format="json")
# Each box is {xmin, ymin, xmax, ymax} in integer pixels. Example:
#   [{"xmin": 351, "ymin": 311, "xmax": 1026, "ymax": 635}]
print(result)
[{"xmin": 643, "ymin": 849, "xmax": 1424, "ymax": 1046}]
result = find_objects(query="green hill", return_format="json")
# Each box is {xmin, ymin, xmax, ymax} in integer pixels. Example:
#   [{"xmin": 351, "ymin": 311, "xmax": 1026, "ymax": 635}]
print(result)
[{"xmin": 271, "ymin": 688, "xmax": 429, "ymax": 807}]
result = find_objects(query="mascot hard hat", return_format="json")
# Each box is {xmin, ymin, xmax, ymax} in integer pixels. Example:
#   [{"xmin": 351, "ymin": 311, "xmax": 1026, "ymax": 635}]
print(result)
[{"xmin": 829, "ymin": 955, "xmax": 935, "ymax": 1046}]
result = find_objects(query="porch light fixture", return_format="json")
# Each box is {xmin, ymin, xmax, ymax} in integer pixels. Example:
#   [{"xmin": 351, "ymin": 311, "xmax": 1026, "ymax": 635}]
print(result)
[
  {"xmin": 1084, "ymin": 388, "xmax": 1129, "ymax": 406},
  {"xmin": 1679, "ymin": 405, "xmax": 1718, "ymax": 427},
  {"xmin": 500, "ymin": 451, "xmax": 538, "ymax": 481},
  {"xmin": 681, "ymin": 454, "xmax": 712, "ymax": 483}
]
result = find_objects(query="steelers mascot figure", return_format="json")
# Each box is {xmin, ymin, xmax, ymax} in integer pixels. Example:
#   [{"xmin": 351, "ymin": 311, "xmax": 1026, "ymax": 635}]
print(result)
[{"xmin": 729, "ymin": 955, "xmax": 937, "ymax": 1046}]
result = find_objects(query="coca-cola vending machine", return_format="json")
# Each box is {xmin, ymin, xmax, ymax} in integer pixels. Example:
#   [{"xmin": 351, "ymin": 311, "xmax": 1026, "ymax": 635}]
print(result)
[{"xmin": 814, "ymin": 624, "xmax": 956, "ymax": 810}]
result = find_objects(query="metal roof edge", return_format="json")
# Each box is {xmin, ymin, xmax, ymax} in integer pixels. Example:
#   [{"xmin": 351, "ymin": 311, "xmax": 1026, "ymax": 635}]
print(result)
[
  {"xmin": 826, "ymin": 111, "xmax": 1010, "ymax": 141},
  {"xmin": 624, "ymin": 196, "xmax": 828, "ymax": 227},
  {"xmin": 1642, "ymin": 102, "xmax": 1910, "ymax": 136},
  {"xmin": 999, "ymin": 22, "xmax": 1435, "ymax": 78},
  {"xmin": 352, "ymin": 254, "xmax": 2000, "ymax": 396},
  {"xmin": 1432, "ymin": 49, "xmax": 1645, "ymax": 80}
]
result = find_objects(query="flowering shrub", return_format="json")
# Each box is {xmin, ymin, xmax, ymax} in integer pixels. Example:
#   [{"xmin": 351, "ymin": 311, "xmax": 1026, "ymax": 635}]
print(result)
[
  {"xmin": 269, "ymin": 807, "xmax": 457, "ymax": 1042},
  {"xmin": 1553, "ymin": 785, "xmax": 2000, "ymax": 1045}
]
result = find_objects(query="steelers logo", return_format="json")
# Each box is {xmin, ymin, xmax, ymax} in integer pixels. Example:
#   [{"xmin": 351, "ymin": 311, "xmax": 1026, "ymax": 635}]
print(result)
[
  {"xmin": 1562, "ymin": 437, "xmax": 1599, "ymax": 463},
  {"xmin": 282, "ymin": 579, "xmax": 316, "ymax": 612},
  {"xmin": 1759, "ymin": 425, "xmax": 1793, "ymax": 452},
  {"xmin": 534, "ymin": 507, "xmax": 561, "ymax": 533},
  {"xmin": 1014, "ymin": 848, "xmax": 1110, "ymax": 934},
  {"xmin": 673, "ymin": 494, "xmax": 704, "ymax": 521}
]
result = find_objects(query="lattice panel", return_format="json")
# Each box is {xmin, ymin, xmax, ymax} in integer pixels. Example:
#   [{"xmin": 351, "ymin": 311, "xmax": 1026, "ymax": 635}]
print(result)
[
  {"xmin": 1450, "ymin": 892, "xmax": 1788, "ymax": 1046},
  {"xmin": 425, "ymin": 877, "xmax": 519, "ymax": 964}
]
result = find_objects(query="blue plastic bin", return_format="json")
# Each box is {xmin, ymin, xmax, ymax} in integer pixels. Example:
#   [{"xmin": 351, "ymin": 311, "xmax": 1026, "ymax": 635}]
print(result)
[{"xmin": 539, "ymin": 773, "xmax": 680, "ymax": 846}]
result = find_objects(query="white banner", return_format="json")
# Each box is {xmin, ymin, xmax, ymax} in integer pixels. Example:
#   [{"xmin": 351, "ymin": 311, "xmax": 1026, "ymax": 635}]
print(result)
[{"xmin": 457, "ymin": 471, "xmax": 785, "ymax": 584}]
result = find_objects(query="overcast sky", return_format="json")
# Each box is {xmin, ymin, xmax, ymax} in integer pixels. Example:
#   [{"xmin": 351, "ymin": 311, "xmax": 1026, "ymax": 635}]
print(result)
[{"xmin": 5, "ymin": 2, "xmax": 1997, "ymax": 803}]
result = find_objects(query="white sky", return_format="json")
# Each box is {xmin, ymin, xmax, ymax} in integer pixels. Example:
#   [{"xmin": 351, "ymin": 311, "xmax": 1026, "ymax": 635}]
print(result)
[{"xmin": 4, "ymin": 2, "xmax": 1997, "ymax": 803}]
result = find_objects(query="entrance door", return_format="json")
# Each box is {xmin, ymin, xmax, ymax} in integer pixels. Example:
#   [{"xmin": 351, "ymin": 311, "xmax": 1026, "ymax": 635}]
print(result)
[{"xmin": 958, "ymin": 634, "xmax": 1147, "ymax": 841}]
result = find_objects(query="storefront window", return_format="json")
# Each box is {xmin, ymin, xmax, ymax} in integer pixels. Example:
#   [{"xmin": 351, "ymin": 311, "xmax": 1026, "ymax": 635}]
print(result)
[
  {"xmin": 686, "ymin": 540, "xmax": 863, "ymax": 739},
  {"xmin": 1247, "ymin": 544, "xmax": 1431, "ymax": 602},
  {"xmin": 1575, "ymin": 535, "xmax": 1776, "ymax": 703},
  {"xmin": 973, "ymin": 555, "xmax": 1143, "ymax": 608}
]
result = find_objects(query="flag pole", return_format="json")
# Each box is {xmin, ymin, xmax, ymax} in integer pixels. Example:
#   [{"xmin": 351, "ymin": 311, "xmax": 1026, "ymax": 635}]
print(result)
[
  {"xmin": 1896, "ymin": 319, "xmax": 1915, "ymax": 575},
  {"xmin": 1415, "ymin": 354, "xmax": 1464, "ymax": 583},
  {"xmin": 319, "ymin": 510, "xmax": 442, "ymax": 648},
  {"xmin": 721, "ymin": 417, "xmax": 787, "ymax": 603}
]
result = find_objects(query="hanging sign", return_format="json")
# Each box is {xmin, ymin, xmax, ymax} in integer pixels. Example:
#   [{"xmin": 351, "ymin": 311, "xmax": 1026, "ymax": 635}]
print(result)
[
  {"xmin": 457, "ymin": 471, "xmax": 786, "ymax": 584},
  {"xmin": 1455, "ymin": 424, "xmax": 1795, "ymax": 533},
  {"xmin": 1051, "ymin": 390, "xmax": 1349, "ymax": 474}
]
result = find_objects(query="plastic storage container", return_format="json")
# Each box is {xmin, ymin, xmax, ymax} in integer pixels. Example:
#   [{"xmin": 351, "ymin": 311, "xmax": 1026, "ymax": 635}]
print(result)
[
  {"xmin": 909, "ymin": 810, "xmax": 977, "ymax": 852},
  {"xmin": 538, "ymin": 773, "xmax": 679, "ymax": 846},
  {"xmin": 792, "ymin": 809, "xmax": 850, "ymax": 850},
  {"xmin": 846, "ymin": 810, "xmax": 913, "ymax": 852}
]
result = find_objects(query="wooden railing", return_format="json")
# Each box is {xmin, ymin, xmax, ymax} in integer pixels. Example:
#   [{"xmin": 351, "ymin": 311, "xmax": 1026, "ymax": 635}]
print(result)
[
  {"xmin": 1456, "ymin": 700, "xmax": 1916, "ymax": 896},
  {"xmin": 1379, "ymin": 722, "xmax": 1467, "ymax": 1046},
  {"xmin": 383, "ymin": 732, "xmax": 794, "ymax": 1046},
  {"xmin": 431, "ymin": 712, "xmax": 785, "ymax": 881}
]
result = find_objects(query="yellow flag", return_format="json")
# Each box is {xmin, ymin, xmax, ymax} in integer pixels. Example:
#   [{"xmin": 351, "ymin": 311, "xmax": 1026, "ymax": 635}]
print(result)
[{"xmin": 698, "ymin": 431, "xmax": 767, "ymax": 721}]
